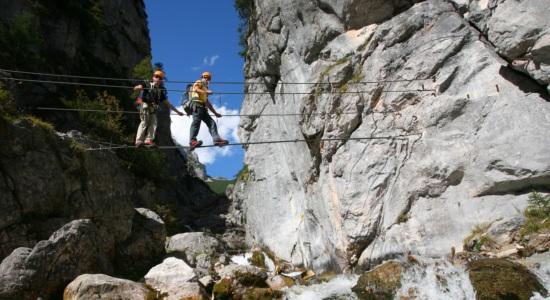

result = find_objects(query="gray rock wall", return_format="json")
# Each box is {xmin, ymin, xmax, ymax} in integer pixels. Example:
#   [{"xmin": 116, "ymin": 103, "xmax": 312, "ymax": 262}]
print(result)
[{"xmin": 235, "ymin": 0, "xmax": 550, "ymax": 272}]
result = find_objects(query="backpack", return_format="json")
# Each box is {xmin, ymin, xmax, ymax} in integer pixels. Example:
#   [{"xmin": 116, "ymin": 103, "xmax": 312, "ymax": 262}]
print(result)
[{"xmin": 181, "ymin": 84, "xmax": 193, "ymax": 115}]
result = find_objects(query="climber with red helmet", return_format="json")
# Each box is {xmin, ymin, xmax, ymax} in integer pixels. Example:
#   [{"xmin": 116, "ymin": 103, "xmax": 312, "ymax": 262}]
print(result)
[
  {"xmin": 134, "ymin": 69, "xmax": 183, "ymax": 148},
  {"xmin": 188, "ymin": 71, "xmax": 229, "ymax": 150}
]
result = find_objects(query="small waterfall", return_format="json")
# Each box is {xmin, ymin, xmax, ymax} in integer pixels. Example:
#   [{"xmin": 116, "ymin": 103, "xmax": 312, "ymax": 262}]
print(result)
[
  {"xmin": 284, "ymin": 274, "xmax": 360, "ymax": 300},
  {"xmin": 396, "ymin": 258, "xmax": 476, "ymax": 300}
]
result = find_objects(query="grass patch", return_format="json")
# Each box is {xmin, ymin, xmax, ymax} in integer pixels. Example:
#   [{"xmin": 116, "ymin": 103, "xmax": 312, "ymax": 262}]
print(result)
[
  {"xmin": 236, "ymin": 164, "xmax": 250, "ymax": 182},
  {"xmin": 397, "ymin": 212, "xmax": 409, "ymax": 224},
  {"xmin": 520, "ymin": 191, "xmax": 550, "ymax": 237},
  {"xmin": 207, "ymin": 178, "xmax": 235, "ymax": 196},
  {"xmin": 24, "ymin": 115, "xmax": 54, "ymax": 131},
  {"xmin": 319, "ymin": 56, "xmax": 351, "ymax": 81},
  {"xmin": 463, "ymin": 223, "xmax": 493, "ymax": 252}
]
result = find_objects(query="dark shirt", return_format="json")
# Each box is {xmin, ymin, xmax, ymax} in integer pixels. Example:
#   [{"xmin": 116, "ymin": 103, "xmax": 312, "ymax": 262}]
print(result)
[{"xmin": 138, "ymin": 81, "xmax": 167, "ymax": 105}]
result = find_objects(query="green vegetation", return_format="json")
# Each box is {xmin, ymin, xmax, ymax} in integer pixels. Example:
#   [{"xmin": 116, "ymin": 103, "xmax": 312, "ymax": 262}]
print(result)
[
  {"xmin": 0, "ymin": 12, "xmax": 44, "ymax": 67},
  {"xmin": 62, "ymin": 90, "xmax": 127, "ymax": 141},
  {"xmin": 213, "ymin": 278, "xmax": 233, "ymax": 300},
  {"xmin": 250, "ymin": 250, "xmax": 266, "ymax": 269},
  {"xmin": 319, "ymin": 57, "xmax": 351, "ymax": 80},
  {"xmin": 235, "ymin": 0, "xmax": 255, "ymax": 57},
  {"xmin": 117, "ymin": 148, "xmax": 169, "ymax": 184},
  {"xmin": 132, "ymin": 56, "xmax": 153, "ymax": 79},
  {"xmin": 236, "ymin": 164, "xmax": 250, "ymax": 182},
  {"xmin": 0, "ymin": 85, "xmax": 16, "ymax": 124},
  {"xmin": 397, "ymin": 212, "xmax": 409, "ymax": 224},
  {"xmin": 68, "ymin": 139, "xmax": 86, "ymax": 154},
  {"xmin": 24, "ymin": 115, "xmax": 55, "ymax": 131},
  {"xmin": 520, "ymin": 191, "xmax": 550, "ymax": 237},
  {"xmin": 207, "ymin": 178, "xmax": 235, "ymax": 196},
  {"xmin": 463, "ymin": 223, "xmax": 494, "ymax": 252}
]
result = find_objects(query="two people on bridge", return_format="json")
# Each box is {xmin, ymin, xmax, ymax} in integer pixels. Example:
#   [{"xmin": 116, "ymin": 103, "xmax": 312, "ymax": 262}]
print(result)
[{"xmin": 133, "ymin": 70, "xmax": 228, "ymax": 150}]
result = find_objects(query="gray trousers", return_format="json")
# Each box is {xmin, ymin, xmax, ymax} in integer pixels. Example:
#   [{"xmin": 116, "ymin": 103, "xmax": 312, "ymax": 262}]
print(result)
[
  {"xmin": 190, "ymin": 102, "xmax": 220, "ymax": 141},
  {"xmin": 136, "ymin": 102, "xmax": 157, "ymax": 143}
]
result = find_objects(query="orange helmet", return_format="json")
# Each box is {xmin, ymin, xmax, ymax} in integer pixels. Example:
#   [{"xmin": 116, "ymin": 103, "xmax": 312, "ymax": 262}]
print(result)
[
  {"xmin": 201, "ymin": 71, "xmax": 212, "ymax": 80},
  {"xmin": 153, "ymin": 70, "xmax": 165, "ymax": 79}
]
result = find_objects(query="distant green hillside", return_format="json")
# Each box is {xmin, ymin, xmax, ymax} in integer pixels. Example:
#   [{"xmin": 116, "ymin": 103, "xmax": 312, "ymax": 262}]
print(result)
[{"xmin": 207, "ymin": 178, "xmax": 235, "ymax": 196}]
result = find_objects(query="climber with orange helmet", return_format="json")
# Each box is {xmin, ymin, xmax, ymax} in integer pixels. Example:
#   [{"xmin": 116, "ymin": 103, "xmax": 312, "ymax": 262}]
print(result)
[
  {"xmin": 188, "ymin": 71, "xmax": 228, "ymax": 150},
  {"xmin": 134, "ymin": 69, "xmax": 183, "ymax": 147}
]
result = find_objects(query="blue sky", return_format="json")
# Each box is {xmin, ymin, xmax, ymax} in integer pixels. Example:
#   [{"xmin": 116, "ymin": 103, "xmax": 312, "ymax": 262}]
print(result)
[{"xmin": 145, "ymin": 0, "xmax": 245, "ymax": 178}]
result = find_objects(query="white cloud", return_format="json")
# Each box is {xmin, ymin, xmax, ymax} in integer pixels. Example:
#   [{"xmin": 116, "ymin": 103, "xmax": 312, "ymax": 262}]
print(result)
[
  {"xmin": 191, "ymin": 55, "xmax": 220, "ymax": 71},
  {"xmin": 208, "ymin": 55, "xmax": 219, "ymax": 66},
  {"xmin": 171, "ymin": 104, "xmax": 240, "ymax": 165}
]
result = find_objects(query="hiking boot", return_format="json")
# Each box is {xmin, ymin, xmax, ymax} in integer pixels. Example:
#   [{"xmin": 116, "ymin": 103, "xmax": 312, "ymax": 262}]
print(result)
[
  {"xmin": 214, "ymin": 138, "xmax": 229, "ymax": 147},
  {"xmin": 190, "ymin": 139, "xmax": 203, "ymax": 151},
  {"xmin": 135, "ymin": 141, "xmax": 144, "ymax": 148},
  {"xmin": 144, "ymin": 140, "xmax": 157, "ymax": 148}
]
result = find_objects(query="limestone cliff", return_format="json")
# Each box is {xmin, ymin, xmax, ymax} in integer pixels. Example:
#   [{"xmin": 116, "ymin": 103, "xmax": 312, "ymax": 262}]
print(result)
[{"xmin": 233, "ymin": 0, "xmax": 550, "ymax": 272}]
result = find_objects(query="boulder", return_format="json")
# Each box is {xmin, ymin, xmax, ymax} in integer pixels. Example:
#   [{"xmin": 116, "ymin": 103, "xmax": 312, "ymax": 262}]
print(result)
[
  {"xmin": 352, "ymin": 260, "xmax": 403, "ymax": 300},
  {"xmin": 115, "ymin": 208, "xmax": 166, "ymax": 279},
  {"xmin": 266, "ymin": 275, "xmax": 295, "ymax": 291},
  {"xmin": 218, "ymin": 264, "xmax": 268, "ymax": 287},
  {"xmin": 63, "ymin": 274, "xmax": 155, "ymax": 300},
  {"xmin": 468, "ymin": 258, "xmax": 548, "ymax": 299},
  {"xmin": 144, "ymin": 257, "xmax": 207, "ymax": 300},
  {"xmin": 0, "ymin": 220, "xmax": 111, "ymax": 300},
  {"xmin": 165, "ymin": 232, "xmax": 220, "ymax": 266}
]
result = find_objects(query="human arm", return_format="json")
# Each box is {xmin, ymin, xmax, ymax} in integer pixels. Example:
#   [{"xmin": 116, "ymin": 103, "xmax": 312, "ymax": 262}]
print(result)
[
  {"xmin": 134, "ymin": 80, "xmax": 147, "ymax": 104},
  {"xmin": 206, "ymin": 100, "xmax": 222, "ymax": 118},
  {"xmin": 163, "ymin": 99, "xmax": 183, "ymax": 116}
]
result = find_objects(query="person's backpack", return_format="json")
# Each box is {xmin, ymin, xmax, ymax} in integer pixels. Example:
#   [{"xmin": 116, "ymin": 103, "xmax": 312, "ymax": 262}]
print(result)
[{"xmin": 181, "ymin": 84, "xmax": 193, "ymax": 115}]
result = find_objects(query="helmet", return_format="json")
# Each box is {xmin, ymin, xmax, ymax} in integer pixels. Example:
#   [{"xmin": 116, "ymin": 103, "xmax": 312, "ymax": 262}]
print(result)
[
  {"xmin": 201, "ymin": 71, "xmax": 212, "ymax": 80},
  {"xmin": 153, "ymin": 70, "xmax": 165, "ymax": 79}
]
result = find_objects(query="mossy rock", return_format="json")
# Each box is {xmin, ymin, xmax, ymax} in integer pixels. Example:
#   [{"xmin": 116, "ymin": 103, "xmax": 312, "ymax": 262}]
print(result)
[
  {"xmin": 242, "ymin": 288, "xmax": 283, "ymax": 300},
  {"xmin": 352, "ymin": 260, "xmax": 403, "ymax": 300},
  {"xmin": 213, "ymin": 278, "xmax": 233, "ymax": 300},
  {"xmin": 250, "ymin": 250, "xmax": 266, "ymax": 269},
  {"xmin": 234, "ymin": 270, "xmax": 268, "ymax": 288},
  {"xmin": 468, "ymin": 258, "xmax": 547, "ymax": 300}
]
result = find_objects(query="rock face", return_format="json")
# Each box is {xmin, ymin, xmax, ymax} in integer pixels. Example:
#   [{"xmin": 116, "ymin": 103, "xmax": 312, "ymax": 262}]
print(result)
[
  {"xmin": 235, "ymin": 0, "xmax": 550, "ymax": 272},
  {"xmin": 0, "ymin": 119, "xmax": 134, "ymax": 259},
  {"xmin": 449, "ymin": 0, "xmax": 550, "ymax": 93},
  {"xmin": 64, "ymin": 274, "xmax": 155, "ymax": 300}
]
